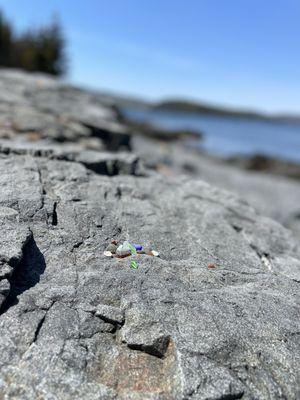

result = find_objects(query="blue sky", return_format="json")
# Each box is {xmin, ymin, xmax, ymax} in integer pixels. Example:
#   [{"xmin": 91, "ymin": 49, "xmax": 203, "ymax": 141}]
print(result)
[{"xmin": 1, "ymin": 0, "xmax": 299, "ymax": 113}]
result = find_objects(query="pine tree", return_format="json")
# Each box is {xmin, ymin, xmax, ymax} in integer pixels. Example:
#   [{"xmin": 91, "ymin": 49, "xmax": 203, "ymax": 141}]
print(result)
[
  {"xmin": 0, "ymin": 11, "xmax": 14, "ymax": 66},
  {"xmin": 36, "ymin": 16, "xmax": 66, "ymax": 75},
  {"xmin": 0, "ymin": 10, "xmax": 66, "ymax": 76}
]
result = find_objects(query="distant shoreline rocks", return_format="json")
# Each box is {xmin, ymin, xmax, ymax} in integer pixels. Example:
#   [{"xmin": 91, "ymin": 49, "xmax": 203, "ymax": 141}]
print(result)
[
  {"xmin": 227, "ymin": 153, "xmax": 300, "ymax": 181},
  {"xmin": 124, "ymin": 120, "xmax": 202, "ymax": 142}
]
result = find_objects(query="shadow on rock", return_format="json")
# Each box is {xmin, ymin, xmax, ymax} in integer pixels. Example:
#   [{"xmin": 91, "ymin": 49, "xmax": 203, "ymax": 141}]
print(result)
[{"xmin": 0, "ymin": 236, "xmax": 46, "ymax": 314}]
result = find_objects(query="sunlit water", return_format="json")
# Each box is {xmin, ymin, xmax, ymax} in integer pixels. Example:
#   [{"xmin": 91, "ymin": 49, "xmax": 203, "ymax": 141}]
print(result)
[{"xmin": 122, "ymin": 107, "xmax": 300, "ymax": 163}]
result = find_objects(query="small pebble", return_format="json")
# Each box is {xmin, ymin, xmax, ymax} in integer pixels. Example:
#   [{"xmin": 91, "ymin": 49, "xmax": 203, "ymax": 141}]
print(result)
[
  {"xmin": 116, "ymin": 251, "xmax": 131, "ymax": 258},
  {"xmin": 117, "ymin": 241, "xmax": 137, "ymax": 256},
  {"xmin": 105, "ymin": 243, "xmax": 117, "ymax": 253},
  {"xmin": 117, "ymin": 241, "xmax": 131, "ymax": 252},
  {"xmin": 116, "ymin": 249, "xmax": 131, "ymax": 257},
  {"xmin": 143, "ymin": 246, "xmax": 153, "ymax": 255},
  {"xmin": 130, "ymin": 260, "xmax": 138, "ymax": 269},
  {"xmin": 128, "ymin": 243, "xmax": 137, "ymax": 255},
  {"xmin": 104, "ymin": 240, "xmax": 159, "ymax": 260},
  {"xmin": 208, "ymin": 263, "xmax": 216, "ymax": 269}
]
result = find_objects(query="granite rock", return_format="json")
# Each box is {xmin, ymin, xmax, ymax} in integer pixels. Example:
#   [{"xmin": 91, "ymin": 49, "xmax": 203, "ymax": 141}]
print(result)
[
  {"xmin": 0, "ymin": 153, "xmax": 298, "ymax": 399},
  {"xmin": 0, "ymin": 69, "xmax": 130, "ymax": 150},
  {"xmin": 0, "ymin": 69, "xmax": 299, "ymax": 399},
  {"xmin": 132, "ymin": 135, "xmax": 300, "ymax": 240}
]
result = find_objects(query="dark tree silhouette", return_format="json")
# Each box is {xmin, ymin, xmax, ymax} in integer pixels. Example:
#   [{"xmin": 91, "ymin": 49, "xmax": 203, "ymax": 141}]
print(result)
[
  {"xmin": 0, "ymin": 11, "xmax": 14, "ymax": 67},
  {"xmin": 0, "ymin": 10, "xmax": 66, "ymax": 76},
  {"xmin": 35, "ymin": 19, "xmax": 66, "ymax": 75}
]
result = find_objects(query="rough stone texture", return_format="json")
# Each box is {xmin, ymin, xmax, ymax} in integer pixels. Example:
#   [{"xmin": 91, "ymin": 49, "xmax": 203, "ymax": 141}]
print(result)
[
  {"xmin": 0, "ymin": 139, "xmax": 143, "ymax": 176},
  {"xmin": 132, "ymin": 135, "xmax": 300, "ymax": 240},
  {"xmin": 0, "ymin": 215, "xmax": 32, "ymax": 309},
  {"xmin": 0, "ymin": 69, "xmax": 130, "ymax": 150},
  {"xmin": 0, "ymin": 69, "xmax": 299, "ymax": 399},
  {"xmin": 0, "ymin": 153, "xmax": 299, "ymax": 399}
]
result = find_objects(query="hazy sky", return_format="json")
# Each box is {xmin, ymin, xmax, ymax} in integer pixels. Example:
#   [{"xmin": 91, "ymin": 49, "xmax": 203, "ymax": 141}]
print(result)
[{"xmin": 1, "ymin": 0, "xmax": 299, "ymax": 113}]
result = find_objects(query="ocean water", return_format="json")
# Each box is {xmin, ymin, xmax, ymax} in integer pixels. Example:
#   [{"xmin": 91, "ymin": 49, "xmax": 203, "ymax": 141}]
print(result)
[{"xmin": 122, "ymin": 107, "xmax": 300, "ymax": 163}]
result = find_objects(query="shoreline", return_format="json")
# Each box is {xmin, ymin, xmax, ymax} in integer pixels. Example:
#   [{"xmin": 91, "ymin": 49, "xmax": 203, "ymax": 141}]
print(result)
[
  {"xmin": 118, "ymin": 110, "xmax": 300, "ymax": 181},
  {"xmin": 100, "ymin": 89, "xmax": 300, "ymax": 125}
]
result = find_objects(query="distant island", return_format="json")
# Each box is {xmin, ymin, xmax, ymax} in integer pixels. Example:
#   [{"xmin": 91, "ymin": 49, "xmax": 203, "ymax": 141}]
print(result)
[
  {"xmin": 106, "ymin": 93, "xmax": 300, "ymax": 124},
  {"xmin": 153, "ymin": 99, "xmax": 300, "ymax": 124}
]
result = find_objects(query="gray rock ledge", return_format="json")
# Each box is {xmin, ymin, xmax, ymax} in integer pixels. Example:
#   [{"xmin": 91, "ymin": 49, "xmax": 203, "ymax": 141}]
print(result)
[{"xmin": 0, "ymin": 153, "xmax": 299, "ymax": 399}]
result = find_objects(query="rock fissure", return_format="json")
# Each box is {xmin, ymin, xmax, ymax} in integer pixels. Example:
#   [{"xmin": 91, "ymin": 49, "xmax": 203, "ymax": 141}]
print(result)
[
  {"xmin": 249, "ymin": 244, "xmax": 273, "ymax": 272},
  {"xmin": 126, "ymin": 341, "xmax": 168, "ymax": 359},
  {"xmin": 32, "ymin": 301, "xmax": 56, "ymax": 344},
  {"xmin": 32, "ymin": 314, "xmax": 46, "ymax": 343},
  {"xmin": 51, "ymin": 201, "xmax": 58, "ymax": 226}
]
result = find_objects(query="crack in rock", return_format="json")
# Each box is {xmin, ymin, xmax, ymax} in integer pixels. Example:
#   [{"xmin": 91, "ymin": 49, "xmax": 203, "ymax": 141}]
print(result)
[
  {"xmin": 126, "ymin": 336, "xmax": 171, "ymax": 359},
  {"xmin": 51, "ymin": 201, "xmax": 58, "ymax": 226},
  {"xmin": 31, "ymin": 301, "xmax": 56, "ymax": 344}
]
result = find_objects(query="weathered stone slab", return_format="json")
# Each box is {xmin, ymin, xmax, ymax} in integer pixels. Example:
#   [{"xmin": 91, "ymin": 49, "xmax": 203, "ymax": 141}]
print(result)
[{"xmin": 0, "ymin": 154, "xmax": 298, "ymax": 399}]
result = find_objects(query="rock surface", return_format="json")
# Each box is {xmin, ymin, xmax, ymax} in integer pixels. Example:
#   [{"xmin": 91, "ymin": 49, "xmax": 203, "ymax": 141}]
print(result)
[
  {"xmin": 0, "ymin": 153, "xmax": 299, "ymax": 399},
  {"xmin": 133, "ymin": 135, "xmax": 300, "ymax": 240},
  {"xmin": 0, "ymin": 69, "xmax": 130, "ymax": 150},
  {"xmin": 0, "ymin": 69, "xmax": 299, "ymax": 399}
]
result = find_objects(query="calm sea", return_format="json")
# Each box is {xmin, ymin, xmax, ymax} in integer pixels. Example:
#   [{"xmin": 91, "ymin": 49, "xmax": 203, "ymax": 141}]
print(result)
[{"xmin": 122, "ymin": 107, "xmax": 300, "ymax": 163}]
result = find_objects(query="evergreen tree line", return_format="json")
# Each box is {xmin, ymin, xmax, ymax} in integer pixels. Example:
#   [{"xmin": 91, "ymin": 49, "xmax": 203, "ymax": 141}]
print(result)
[{"xmin": 0, "ymin": 10, "xmax": 66, "ymax": 76}]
